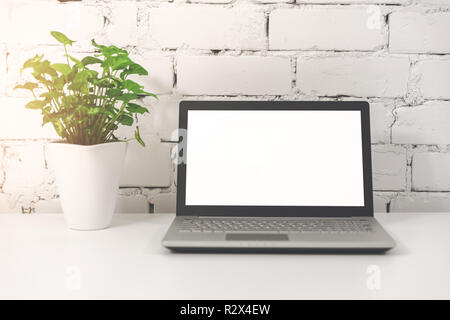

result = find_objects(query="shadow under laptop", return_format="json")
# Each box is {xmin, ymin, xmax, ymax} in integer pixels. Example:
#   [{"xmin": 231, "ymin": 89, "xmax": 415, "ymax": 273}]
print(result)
[{"xmin": 166, "ymin": 247, "xmax": 397, "ymax": 255}]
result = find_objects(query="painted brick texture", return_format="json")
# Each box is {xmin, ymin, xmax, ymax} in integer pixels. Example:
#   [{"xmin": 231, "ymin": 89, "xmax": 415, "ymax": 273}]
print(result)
[
  {"xmin": 389, "ymin": 11, "xmax": 450, "ymax": 54},
  {"xmin": 416, "ymin": 59, "xmax": 450, "ymax": 100},
  {"xmin": 297, "ymin": 56, "xmax": 410, "ymax": 98},
  {"xmin": 0, "ymin": 0, "xmax": 449, "ymax": 214},
  {"xmin": 147, "ymin": 5, "xmax": 266, "ymax": 50},
  {"xmin": 177, "ymin": 56, "xmax": 292, "ymax": 95},
  {"xmin": 269, "ymin": 7, "xmax": 386, "ymax": 51}
]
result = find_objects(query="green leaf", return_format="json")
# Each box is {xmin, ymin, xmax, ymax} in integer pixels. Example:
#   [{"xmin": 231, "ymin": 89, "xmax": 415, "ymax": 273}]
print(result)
[
  {"xmin": 92, "ymin": 39, "xmax": 127, "ymax": 58},
  {"xmin": 69, "ymin": 55, "xmax": 84, "ymax": 68},
  {"xmin": 91, "ymin": 39, "xmax": 104, "ymax": 48},
  {"xmin": 33, "ymin": 60, "xmax": 58, "ymax": 77},
  {"xmin": 81, "ymin": 56, "xmax": 102, "ymax": 66},
  {"xmin": 130, "ymin": 63, "xmax": 148, "ymax": 76},
  {"xmin": 117, "ymin": 93, "xmax": 137, "ymax": 102},
  {"xmin": 40, "ymin": 92, "xmax": 60, "ymax": 101},
  {"xmin": 42, "ymin": 114, "xmax": 51, "ymax": 126},
  {"xmin": 51, "ymin": 120, "xmax": 65, "ymax": 137},
  {"xmin": 122, "ymin": 79, "xmax": 143, "ymax": 93},
  {"xmin": 31, "ymin": 73, "xmax": 52, "ymax": 86},
  {"xmin": 87, "ymin": 107, "xmax": 102, "ymax": 115},
  {"xmin": 126, "ymin": 103, "xmax": 148, "ymax": 114},
  {"xmin": 88, "ymin": 69, "xmax": 99, "ymax": 78},
  {"xmin": 107, "ymin": 88, "xmax": 123, "ymax": 98},
  {"xmin": 21, "ymin": 54, "xmax": 44, "ymax": 72},
  {"xmin": 104, "ymin": 46, "xmax": 128, "ymax": 57},
  {"xmin": 120, "ymin": 63, "xmax": 148, "ymax": 79},
  {"xmin": 118, "ymin": 114, "xmax": 134, "ymax": 126},
  {"xmin": 25, "ymin": 100, "xmax": 47, "ymax": 110},
  {"xmin": 69, "ymin": 70, "xmax": 91, "ymax": 92},
  {"xmin": 91, "ymin": 39, "xmax": 109, "ymax": 52},
  {"xmin": 14, "ymin": 82, "xmax": 39, "ymax": 91},
  {"xmin": 75, "ymin": 105, "xmax": 89, "ymax": 113},
  {"xmin": 105, "ymin": 106, "xmax": 118, "ymax": 117},
  {"xmin": 135, "ymin": 126, "xmax": 145, "ymax": 147},
  {"xmin": 65, "ymin": 113, "xmax": 75, "ymax": 124},
  {"xmin": 53, "ymin": 75, "xmax": 67, "ymax": 90},
  {"xmin": 50, "ymin": 31, "xmax": 74, "ymax": 46},
  {"xmin": 110, "ymin": 55, "xmax": 132, "ymax": 71},
  {"xmin": 51, "ymin": 63, "xmax": 71, "ymax": 76},
  {"xmin": 93, "ymin": 77, "xmax": 112, "ymax": 88},
  {"xmin": 141, "ymin": 91, "xmax": 158, "ymax": 99},
  {"xmin": 73, "ymin": 70, "xmax": 91, "ymax": 84}
]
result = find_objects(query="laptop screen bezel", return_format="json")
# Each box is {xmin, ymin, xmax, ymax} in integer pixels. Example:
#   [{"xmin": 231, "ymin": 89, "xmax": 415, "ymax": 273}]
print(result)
[{"xmin": 176, "ymin": 101, "xmax": 373, "ymax": 217}]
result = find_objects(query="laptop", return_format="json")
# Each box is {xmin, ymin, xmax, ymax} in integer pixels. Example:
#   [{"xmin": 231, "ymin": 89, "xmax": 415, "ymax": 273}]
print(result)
[{"xmin": 162, "ymin": 101, "xmax": 395, "ymax": 252}]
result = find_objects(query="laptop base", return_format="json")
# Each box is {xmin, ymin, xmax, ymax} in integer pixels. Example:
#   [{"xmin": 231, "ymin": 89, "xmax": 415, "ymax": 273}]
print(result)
[{"xmin": 162, "ymin": 217, "xmax": 395, "ymax": 253}]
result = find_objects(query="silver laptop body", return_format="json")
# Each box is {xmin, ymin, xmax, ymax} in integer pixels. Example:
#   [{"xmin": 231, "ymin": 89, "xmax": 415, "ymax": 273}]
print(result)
[{"xmin": 162, "ymin": 101, "xmax": 395, "ymax": 252}]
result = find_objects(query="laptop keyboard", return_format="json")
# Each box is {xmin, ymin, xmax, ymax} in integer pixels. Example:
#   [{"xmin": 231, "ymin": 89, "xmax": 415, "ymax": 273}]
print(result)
[{"xmin": 178, "ymin": 218, "xmax": 373, "ymax": 233}]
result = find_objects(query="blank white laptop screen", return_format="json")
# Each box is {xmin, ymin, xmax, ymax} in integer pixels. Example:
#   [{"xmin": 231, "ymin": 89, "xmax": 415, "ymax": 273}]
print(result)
[{"xmin": 185, "ymin": 110, "xmax": 365, "ymax": 207}]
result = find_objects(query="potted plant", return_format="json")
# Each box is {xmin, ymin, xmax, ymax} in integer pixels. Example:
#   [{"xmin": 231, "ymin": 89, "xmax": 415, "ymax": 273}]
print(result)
[{"xmin": 15, "ymin": 31, "xmax": 156, "ymax": 230}]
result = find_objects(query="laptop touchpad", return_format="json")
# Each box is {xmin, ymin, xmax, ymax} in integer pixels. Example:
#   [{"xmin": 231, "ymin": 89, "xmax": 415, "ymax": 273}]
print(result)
[{"xmin": 226, "ymin": 234, "xmax": 288, "ymax": 241}]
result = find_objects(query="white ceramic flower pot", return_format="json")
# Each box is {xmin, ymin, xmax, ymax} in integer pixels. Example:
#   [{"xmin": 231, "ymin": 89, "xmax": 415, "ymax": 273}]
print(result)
[{"xmin": 46, "ymin": 142, "xmax": 127, "ymax": 230}]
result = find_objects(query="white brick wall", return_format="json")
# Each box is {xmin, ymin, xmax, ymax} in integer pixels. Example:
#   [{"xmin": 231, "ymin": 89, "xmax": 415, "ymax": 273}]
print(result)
[
  {"xmin": 116, "ymin": 94, "xmax": 181, "ymax": 142},
  {"xmin": 416, "ymin": 0, "xmax": 450, "ymax": 5},
  {"xmin": 0, "ymin": 43, "xmax": 5, "ymax": 76},
  {"xmin": 416, "ymin": 59, "xmax": 450, "ymax": 100},
  {"xmin": 0, "ymin": 6, "xmax": 9, "ymax": 47},
  {"xmin": 1, "ymin": 0, "xmax": 449, "ymax": 214},
  {"xmin": 297, "ymin": 56, "xmax": 410, "ymax": 97},
  {"xmin": 270, "ymin": 7, "xmax": 385, "ymax": 51},
  {"xmin": 114, "ymin": 195, "xmax": 150, "ymax": 214},
  {"xmin": 369, "ymin": 101, "xmax": 394, "ymax": 144},
  {"xmin": 412, "ymin": 152, "xmax": 450, "ymax": 191},
  {"xmin": 372, "ymin": 145, "xmax": 407, "ymax": 191},
  {"xmin": 6, "ymin": 46, "xmax": 67, "ymax": 98},
  {"xmin": 146, "ymin": 5, "xmax": 266, "ymax": 50},
  {"xmin": 151, "ymin": 193, "xmax": 177, "ymax": 214},
  {"xmin": 0, "ymin": 194, "xmax": 22, "ymax": 213},
  {"xmin": 0, "ymin": 48, "xmax": 6, "ymax": 96},
  {"xmin": 120, "ymin": 136, "xmax": 172, "ymax": 188},
  {"xmin": 177, "ymin": 56, "xmax": 292, "ymax": 95},
  {"xmin": 191, "ymin": 0, "xmax": 234, "ymax": 3},
  {"xmin": 104, "ymin": 1, "xmax": 138, "ymax": 47},
  {"xmin": 1, "ymin": 143, "xmax": 55, "ymax": 204},
  {"xmin": 8, "ymin": 2, "xmax": 104, "ymax": 49},
  {"xmin": 373, "ymin": 192, "xmax": 395, "ymax": 213},
  {"xmin": 390, "ymin": 11, "xmax": 450, "ymax": 54},
  {"xmin": 128, "ymin": 53, "xmax": 173, "ymax": 95},
  {"xmin": 392, "ymin": 102, "xmax": 450, "ymax": 145},
  {"xmin": 298, "ymin": 1, "xmax": 407, "ymax": 3},
  {"xmin": 34, "ymin": 198, "xmax": 63, "ymax": 214},
  {"xmin": 0, "ymin": 97, "xmax": 58, "ymax": 140}
]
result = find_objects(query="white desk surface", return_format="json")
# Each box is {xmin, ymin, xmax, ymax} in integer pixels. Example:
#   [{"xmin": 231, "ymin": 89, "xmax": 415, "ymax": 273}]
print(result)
[{"xmin": 1, "ymin": 213, "xmax": 449, "ymax": 300}]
